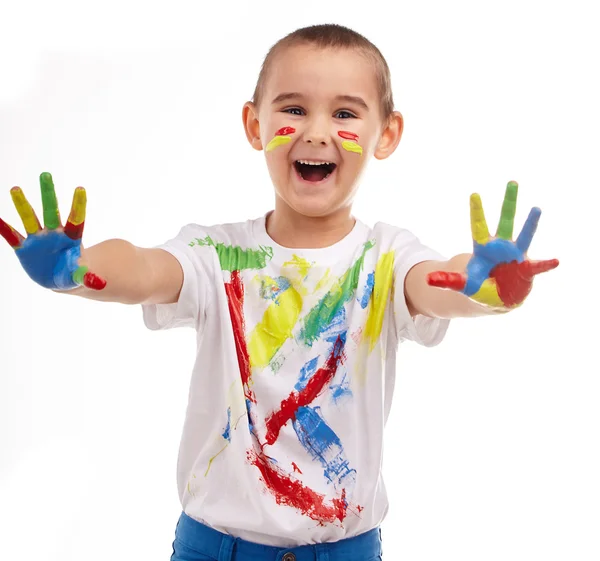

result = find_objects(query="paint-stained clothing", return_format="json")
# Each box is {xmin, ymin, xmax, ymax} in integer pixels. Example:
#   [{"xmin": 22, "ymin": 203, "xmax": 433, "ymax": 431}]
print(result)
[{"xmin": 142, "ymin": 214, "xmax": 449, "ymax": 547}]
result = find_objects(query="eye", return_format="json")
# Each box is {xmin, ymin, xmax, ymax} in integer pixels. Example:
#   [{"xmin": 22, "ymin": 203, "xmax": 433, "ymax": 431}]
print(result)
[
  {"xmin": 283, "ymin": 107, "xmax": 304, "ymax": 116},
  {"xmin": 335, "ymin": 110, "xmax": 356, "ymax": 119}
]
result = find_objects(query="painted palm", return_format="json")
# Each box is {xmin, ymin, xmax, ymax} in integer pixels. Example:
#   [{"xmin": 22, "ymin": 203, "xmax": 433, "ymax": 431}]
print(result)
[
  {"xmin": 0, "ymin": 173, "xmax": 105, "ymax": 290},
  {"xmin": 427, "ymin": 181, "xmax": 559, "ymax": 308}
]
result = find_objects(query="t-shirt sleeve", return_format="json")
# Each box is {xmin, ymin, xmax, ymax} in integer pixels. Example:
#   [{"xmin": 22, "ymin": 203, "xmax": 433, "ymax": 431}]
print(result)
[
  {"xmin": 391, "ymin": 229, "xmax": 450, "ymax": 347},
  {"xmin": 141, "ymin": 224, "xmax": 214, "ymax": 331}
]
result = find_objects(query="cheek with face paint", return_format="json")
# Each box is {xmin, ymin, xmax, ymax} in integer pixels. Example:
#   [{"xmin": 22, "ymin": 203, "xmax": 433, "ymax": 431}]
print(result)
[
  {"xmin": 338, "ymin": 131, "xmax": 363, "ymax": 156},
  {"xmin": 266, "ymin": 126, "xmax": 296, "ymax": 153}
]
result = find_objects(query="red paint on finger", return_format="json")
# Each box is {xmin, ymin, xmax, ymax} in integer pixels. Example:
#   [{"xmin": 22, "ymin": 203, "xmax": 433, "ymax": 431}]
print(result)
[
  {"xmin": 276, "ymin": 126, "xmax": 296, "ymax": 136},
  {"xmin": 0, "ymin": 218, "xmax": 22, "ymax": 248},
  {"xmin": 338, "ymin": 131, "xmax": 359, "ymax": 141},
  {"xmin": 427, "ymin": 271, "xmax": 467, "ymax": 291},
  {"xmin": 64, "ymin": 220, "xmax": 85, "ymax": 240},
  {"xmin": 83, "ymin": 271, "xmax": 107, "ymax": 290}
]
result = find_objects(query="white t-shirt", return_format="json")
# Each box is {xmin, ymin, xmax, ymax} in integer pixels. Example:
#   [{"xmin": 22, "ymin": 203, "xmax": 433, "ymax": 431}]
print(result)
[{"xmin": 142, "ymin": 213, "xmax": 450, "ymax": 547}]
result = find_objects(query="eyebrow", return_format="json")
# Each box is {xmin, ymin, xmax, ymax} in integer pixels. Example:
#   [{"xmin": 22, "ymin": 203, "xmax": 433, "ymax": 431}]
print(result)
[{"xmin": 271, "ymin": 92, "xmax": 370, "ymax": 111}]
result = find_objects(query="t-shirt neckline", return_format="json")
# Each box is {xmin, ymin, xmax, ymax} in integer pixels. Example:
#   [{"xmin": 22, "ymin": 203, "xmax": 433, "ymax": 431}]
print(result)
[{"xmin": 252, "ymin": 211, "xmax": 369, "ymax": 261}]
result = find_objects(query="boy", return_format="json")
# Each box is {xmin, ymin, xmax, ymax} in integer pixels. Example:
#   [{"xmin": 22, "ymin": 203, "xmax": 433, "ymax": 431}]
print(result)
[{"xmin": 0, "ymin": 24, "xmax": 557, "ymax": 561}]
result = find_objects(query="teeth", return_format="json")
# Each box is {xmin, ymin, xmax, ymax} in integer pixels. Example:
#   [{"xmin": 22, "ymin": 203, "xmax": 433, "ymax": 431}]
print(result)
[{"xmin": 297, "ymin": 160, "xmax": 334, "ymax": 166}]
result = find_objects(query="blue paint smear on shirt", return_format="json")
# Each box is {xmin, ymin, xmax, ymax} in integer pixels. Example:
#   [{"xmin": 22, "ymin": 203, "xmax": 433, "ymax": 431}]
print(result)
[
  {"xmin": 358, "ymin": 272, "xmax": 375, "ymax": 308},
  {"xmin": 222, "ymin": 406, "xmax": 232, "ymax": 441},
  {"xmin": 293, "ymin": 405, "xmax": 356, "ymax": 488}
]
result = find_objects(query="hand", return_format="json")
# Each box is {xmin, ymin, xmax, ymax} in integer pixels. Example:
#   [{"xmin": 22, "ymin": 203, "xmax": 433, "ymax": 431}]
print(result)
[
  {"xmin": 0, "ymin": 172, "xmax": 106, "ymax": 290},
  {"xmin": 427, "ymin": 181, "xmax": 558, "ymax": 309}
]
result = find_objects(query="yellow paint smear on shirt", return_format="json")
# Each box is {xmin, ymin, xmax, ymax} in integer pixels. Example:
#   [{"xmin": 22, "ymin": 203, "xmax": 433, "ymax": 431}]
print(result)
[
  {"xmin": 283, "ymin": 254, "xmax": 311, "ymax": 278},
  {"xmin": 266, "ymin": 135, "xmax": 292, "ymax": 152},
  {"xmin": 363, "ymin": 251, "xmax": 394, "ymax": 352},
  {"xmin": 248, "ymin": 281, "xmax": 302, "ymax": 368},
  {"xmin": 342, "ymin": 140, "xmax": 363, "ymax": 156}
]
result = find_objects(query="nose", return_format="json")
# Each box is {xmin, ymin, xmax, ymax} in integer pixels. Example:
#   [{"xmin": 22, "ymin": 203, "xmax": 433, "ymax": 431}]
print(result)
[{"xmin": 303, "ymin": 115, "xmax": 329, "ymax": 146}]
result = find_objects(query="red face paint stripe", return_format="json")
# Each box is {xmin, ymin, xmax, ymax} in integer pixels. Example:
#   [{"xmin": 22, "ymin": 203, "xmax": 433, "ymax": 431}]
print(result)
[
  {"xmin": 265, "ymin": 335, "xmax": 345, "ymax": 445},
  {"xmin": 224, "ymin": 270, "xmax": 257, "ymax": 403},
  {"xmin": 276, "ymin": 126, "xmax": 296, "ymax": 136},
  {"xmin": 64, "ymin": 220, "xmax": 85, "ymax": 240},
  {"xmin": 338, "ymin": 131, "xmax": 359, "ymax": 141},
  {"xmin": 248, "ymin": 449, "xmax": 348, "ymax": 523},
  {"xmin": 0, "ymin": 218, "xmax": 22, "ymax": 248}
]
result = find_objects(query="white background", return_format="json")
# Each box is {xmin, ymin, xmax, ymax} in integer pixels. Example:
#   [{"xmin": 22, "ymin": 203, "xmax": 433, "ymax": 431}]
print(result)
[{"xmin": 0, "ymin": 1, "xmax": 597, "ymax": 560}]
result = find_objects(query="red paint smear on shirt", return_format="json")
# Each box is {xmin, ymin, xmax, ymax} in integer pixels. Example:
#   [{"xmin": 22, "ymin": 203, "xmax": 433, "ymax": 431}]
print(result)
[
  {"xmin": 276, "ymin": 126, "xmax": 296, "ymax": 136},
  {"xmin": 292, "ymin": 462, "xmax": 302, "ymax": 474},
  {"xmin": 64, "ymin": 220, "xmax": 84, "ymax": 240},
  {"xmin": 248, "ymin": 449, "xmax": 348, "ymax": 524},
  {"xmin": 265, "ymin": 335, "xmax": 345, "ymax": 445},
  {"xmin": 224, "ymin": 270, "xmax": 256, "ymax": 403},
  {"xmin": 0, "ymin": 218, "xmax": 21, "ymax": 248},
  {"xmin": 338, "ymin": 131, "xmax": 359, "ymax": 141}
]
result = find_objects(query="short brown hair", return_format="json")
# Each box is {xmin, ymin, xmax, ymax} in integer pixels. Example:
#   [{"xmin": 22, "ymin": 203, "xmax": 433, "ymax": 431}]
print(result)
[{"xmin": 252, "ymin": 24, "xmax": 395, "ymax": 122}]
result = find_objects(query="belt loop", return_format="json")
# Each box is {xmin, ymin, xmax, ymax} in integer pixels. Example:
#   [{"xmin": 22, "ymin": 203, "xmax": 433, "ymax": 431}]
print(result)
[{"xmin": 218, "ymin": 534, "xmax": 236, "ymax": 561}]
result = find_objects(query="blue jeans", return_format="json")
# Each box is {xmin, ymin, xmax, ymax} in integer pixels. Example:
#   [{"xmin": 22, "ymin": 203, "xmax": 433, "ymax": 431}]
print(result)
[{"xmin": 170, "ymin": 511, "xmax": 383, "ymax": 561}]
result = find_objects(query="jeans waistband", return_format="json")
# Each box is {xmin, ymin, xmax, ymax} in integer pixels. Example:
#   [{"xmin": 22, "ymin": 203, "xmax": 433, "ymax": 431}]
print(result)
[{"xmin": 173, "ymin": 511, "xmax": 382, "ymax": 561}]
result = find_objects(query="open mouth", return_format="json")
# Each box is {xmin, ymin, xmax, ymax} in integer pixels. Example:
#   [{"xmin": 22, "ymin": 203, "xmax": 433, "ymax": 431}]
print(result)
[{"xmin": 294, "ymin": 160, "xmax": 337, "ymax": 183}]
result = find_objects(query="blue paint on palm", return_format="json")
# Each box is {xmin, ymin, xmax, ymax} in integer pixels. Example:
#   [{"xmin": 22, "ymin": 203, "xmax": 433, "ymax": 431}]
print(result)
[
  {"xmin": 463, "ymin": 238, "xmax": 525, "ymax": 296},
  {"xmin": 14, "ymin": 230, "xmax": 81, "ymax": 290}
]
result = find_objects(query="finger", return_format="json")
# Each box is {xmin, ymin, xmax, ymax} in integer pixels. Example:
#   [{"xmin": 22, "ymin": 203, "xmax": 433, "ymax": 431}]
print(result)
[
  {"xmin": 515, "ymin": 207, "xmax": 541, "ymax": 253},
  {"xmin": 427, "ymin": 271, "xmax": 467, "ymax": 291},
  {"xmin": 10, "ymin": 186, "xmax": 42, "ymax": 235},
  {"xmin": 0, "ymin": 216, "xmax": 24, "ymax": 248},
  {"xmin": 72, "ymin": 266, "xmax": 106, "ymax": 290},
  {"xmin": 518, "ymin": 258, "xmax": 559, "ymax": 278},
  {"xmin": 64, "ymin": 187, "xmax": 87, "ymax": 240},
  {"xmin": 40, "ymin": 172, "xmax": 61, "ymax": 230},
  {"xmin": 470, "ymin": 193, "xmax": 490, "ymax": 245},
  {"xmin": 496, "ymin": 180, "xmax": 518, "ymax": 240}
]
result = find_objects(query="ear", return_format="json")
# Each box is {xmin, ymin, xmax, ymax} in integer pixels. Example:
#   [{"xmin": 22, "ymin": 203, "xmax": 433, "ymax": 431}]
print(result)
[
  {"xmin": 374, "ymin": 111, "xmax": 403, "ymax": 160},
  {"xmin": 242, "ymin": 101, "xmax": 263, "ymax": 151}
]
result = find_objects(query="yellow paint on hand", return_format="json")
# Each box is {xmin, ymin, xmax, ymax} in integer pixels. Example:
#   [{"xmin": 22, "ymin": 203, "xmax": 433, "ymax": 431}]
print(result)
[
  {"xmin": 342, "ymin": 140, "xmax": 363, "ymax": 156},
  {"xmin": 68, "ymin": 187, "xmax": 87, "ymax": 226},
  {"xmin": 11, "ymin": 187, "xmax": 40, "ymax": 234},
  {"xmin": 363, "ymin": 251, "xmax": 394, "ymax": 352},
  {"xmin": 470, "ymin": 193, "xmax": 490, "ymax": 245},
  {"xmin": 248, "ymin": 283, "xmax": 302, "ymax": 368},
  {"xmin": 266, "ymin": 135, "xmax": 292, "ymax": 152},
  {"xmin": 471, "ymin": 278, "xmax": 504, "ymax": 307}
]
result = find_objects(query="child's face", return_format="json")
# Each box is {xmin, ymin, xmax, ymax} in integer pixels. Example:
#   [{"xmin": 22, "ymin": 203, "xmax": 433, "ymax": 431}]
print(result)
[{"xmin": 243, "ymin": 45, "xmax": 402, "ymax": 219}]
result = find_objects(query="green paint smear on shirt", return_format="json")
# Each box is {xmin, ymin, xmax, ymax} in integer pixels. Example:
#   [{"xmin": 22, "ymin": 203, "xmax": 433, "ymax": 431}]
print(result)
[
  {"xmin": 190, "ymin": 235, "xmax": 273, "ymax": 271},
  {"xmin": 300, "ymin": 240, "xmax": 375, "ymax": 346}
]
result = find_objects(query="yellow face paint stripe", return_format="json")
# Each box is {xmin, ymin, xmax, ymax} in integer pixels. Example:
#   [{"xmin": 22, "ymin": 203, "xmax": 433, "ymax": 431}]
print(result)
[
  {"xmin": 248, "ymin": 284, "xmax": 303, "ymax": 368},
  {"xmin": 10, "ymin": 187, "xmax": 41, "ymax": 235},
  {"xmin": 266, "ymin": 135, "xmax": 292, "ymax": 152},
  {"xmin": 363, "ymin": 251, "xmax": 394, "ymax": 352},
  {"xmin": 341, "ymin": 140, "xmax": 363, "ymax": 156}
]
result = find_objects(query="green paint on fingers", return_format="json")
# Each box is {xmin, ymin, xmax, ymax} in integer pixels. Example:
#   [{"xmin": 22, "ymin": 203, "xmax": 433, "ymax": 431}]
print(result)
[
  {"xmin": 497, "ymin": 181, "xmax": 518, "ymax": 240},
  {"xmin": 72, "ymin": 265, "xmax": 88, "ymax": 285},
  {"xmin": 40, "ymin": 172, "xmax": 61, "ymax": 230}
]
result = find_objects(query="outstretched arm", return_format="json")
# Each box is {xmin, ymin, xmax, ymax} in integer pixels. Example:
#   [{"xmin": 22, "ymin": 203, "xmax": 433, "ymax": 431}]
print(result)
[
  {"xmin": 405, "ymin": 181, "xmax": 559, "ymax": 319},
  {"xmin": 1, "ymin": 172, "xmax": 183, "ymax": 306}
]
